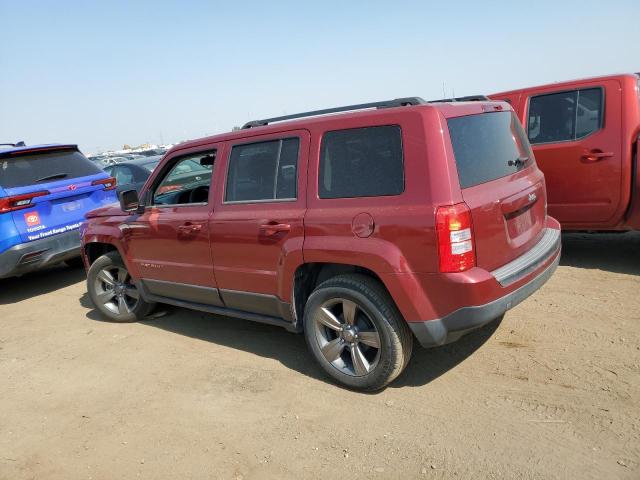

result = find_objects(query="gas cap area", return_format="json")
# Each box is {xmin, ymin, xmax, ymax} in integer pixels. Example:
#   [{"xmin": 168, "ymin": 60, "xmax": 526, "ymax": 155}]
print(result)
[{"xmin": 351, "ymin": 213, "xmax": 375, "ymax": 238}]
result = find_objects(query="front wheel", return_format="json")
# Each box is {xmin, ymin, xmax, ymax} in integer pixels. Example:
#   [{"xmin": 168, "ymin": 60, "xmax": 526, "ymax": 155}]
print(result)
[
  {"xmin": 87, "ymin": 252, "xmax": 155, "ymax": 322},
  {"xmin": 303, "ymin": 274, "xmax": 413, "ymax": 391}
]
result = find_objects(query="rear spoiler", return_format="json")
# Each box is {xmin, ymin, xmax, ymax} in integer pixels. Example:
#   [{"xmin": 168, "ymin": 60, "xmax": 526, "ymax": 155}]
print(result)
[{"xmin": 0, "ymin": 144, "xmax": 79, "ymax": 159}]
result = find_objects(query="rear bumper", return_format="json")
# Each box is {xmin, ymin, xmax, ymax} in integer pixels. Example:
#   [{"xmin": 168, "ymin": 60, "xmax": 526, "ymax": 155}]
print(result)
[
  {"xmin": 0, "ymin": 229, "xmax": 81, "ymax": 279},
  {"xmin": 407, "ymin": 222, "xmax": 561, "ymax": 348}
]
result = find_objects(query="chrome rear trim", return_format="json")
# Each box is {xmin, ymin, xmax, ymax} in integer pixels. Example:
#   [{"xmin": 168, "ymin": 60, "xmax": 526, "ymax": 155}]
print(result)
[{"xmin": 491, "ymin": 228, "xmax": 561, "ymax": 286}]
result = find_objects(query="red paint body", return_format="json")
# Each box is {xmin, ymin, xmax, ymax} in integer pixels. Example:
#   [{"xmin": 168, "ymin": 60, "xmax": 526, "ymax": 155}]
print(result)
[
  {"xmin": 490, "ymin": 73, "xmax": 640, "ymax": 231},
  {"xmin": 81, "ymin": 100, "xmax": 560, "ymax": 337}
]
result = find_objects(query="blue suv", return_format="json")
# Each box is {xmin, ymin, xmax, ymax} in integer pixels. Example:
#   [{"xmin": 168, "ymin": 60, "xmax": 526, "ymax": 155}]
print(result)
[{"xmin": 0, "ymin": 143, "xmax": 117, "ymax": 278}]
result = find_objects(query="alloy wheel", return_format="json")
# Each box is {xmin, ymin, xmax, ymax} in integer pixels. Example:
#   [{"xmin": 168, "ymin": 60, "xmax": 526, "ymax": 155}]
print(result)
[
  {"xmin": 312, "ymin": 297, "xmax": 381, "ymax": 376},
  {"xmin": 93, "ymin": 265, "xmax": 139, "ymax": 316}
]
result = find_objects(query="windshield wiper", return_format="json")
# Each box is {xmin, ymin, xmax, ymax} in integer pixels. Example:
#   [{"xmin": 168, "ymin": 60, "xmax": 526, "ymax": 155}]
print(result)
[
  {"xmin": 35, "ymin": 173, "xmax": 68, "ymax": 182},
  {"xmin": 508, "ymin": 156, "xmax": 529, "ymax": 167}
]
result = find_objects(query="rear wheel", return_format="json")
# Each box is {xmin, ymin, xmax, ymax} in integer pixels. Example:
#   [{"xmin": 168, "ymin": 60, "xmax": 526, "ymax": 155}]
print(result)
[
  {"xmin": 87, "ymin": 252, "xmax": 155, "ymax": 322},
  {"xmin": 303, "ymin": 274, "xmax": 413, "ymax": 391}
]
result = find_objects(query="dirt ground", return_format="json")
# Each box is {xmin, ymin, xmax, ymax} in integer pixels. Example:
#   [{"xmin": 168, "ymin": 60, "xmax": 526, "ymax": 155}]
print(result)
[{"xmin": 1, "ymin": 233, "xmax": 639, "ymax": 480}]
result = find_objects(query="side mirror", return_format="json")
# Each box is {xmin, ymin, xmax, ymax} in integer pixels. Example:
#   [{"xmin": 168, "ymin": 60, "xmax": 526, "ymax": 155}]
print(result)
[{"xmin": 118, "ymin": 189, "xmax": 140, "ymax": 213}]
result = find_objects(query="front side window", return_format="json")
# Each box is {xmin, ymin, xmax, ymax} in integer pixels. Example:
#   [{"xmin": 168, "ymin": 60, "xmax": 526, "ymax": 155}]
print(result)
[
  {"xmin": 225, "ymin": 138, "xmax": 299, "ymax": 202},
  {"xmin": 153, "ymin": 151, "xmax": 215, "ymax": 206},
  {"xmin": 527, "ymin": 88, "xmax": 603, "ymax": 144},
  {"xmin": 319, "ymin": 125, "xmax": 404, "ymax": 199}
]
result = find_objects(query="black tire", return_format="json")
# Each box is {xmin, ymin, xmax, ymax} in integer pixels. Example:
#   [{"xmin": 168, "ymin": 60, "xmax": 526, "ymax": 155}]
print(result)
[
  {"xmin": 64, "ymin": 256, "xmax": 84, "ymax": 269},
  {"xmin": 87, "ymin": 251, "xmax": 155, "ymax": 322},
  {"xmin": 303, "ymin": 274, "xmax": 413, "ymax": 391}
]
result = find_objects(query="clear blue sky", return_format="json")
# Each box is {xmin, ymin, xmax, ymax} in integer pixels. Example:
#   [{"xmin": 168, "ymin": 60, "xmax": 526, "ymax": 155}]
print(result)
[{"xmin": 1, "ymin": 0, "xmax": 637, "ymax": 154}]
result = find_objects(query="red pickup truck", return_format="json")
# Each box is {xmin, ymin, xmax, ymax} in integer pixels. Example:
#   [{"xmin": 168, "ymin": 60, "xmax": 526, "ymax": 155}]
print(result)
[{"xmin": 490, "ymin": 73, "xmax": 640, "ymax": 231}]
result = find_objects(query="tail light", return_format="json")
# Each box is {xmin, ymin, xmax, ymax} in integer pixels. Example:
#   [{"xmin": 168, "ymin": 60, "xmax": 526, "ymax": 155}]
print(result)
[
  {"xmin": 92, "ymin": 177, "xmax": 117, "ymax": 190},
  {"xmin": 436, "ymin": 203, "xmax": 476, "ymax": 273},
  {"xmin": 0, "ymin": 191, "xmax": 49, "ymax": 213}
]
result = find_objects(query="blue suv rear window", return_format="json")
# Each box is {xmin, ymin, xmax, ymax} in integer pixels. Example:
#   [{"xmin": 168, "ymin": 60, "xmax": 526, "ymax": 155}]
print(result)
[{"xmin": 0, "ymin": 150, "xmax": 101, "ymax": 188}]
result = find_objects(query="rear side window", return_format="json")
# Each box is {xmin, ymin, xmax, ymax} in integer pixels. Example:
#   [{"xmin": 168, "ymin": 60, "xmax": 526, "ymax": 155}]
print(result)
[
  {"xmin": 0, "ymin": 150, "xmax": 102, "ymax": 189},
  {"xmin": 319, "ymin": 125, "xmax": 404, "ymax": 199},
  {"xmin": 225, "ymin": 138, "xmax": 299, "ymax": 202},
  {"xmin": 527, "ymin": 88, "xmax": 603, "ymax": 144},
  {"xmin": 447, "ymin": 111, "xmax": 533, "ymax": 189}
]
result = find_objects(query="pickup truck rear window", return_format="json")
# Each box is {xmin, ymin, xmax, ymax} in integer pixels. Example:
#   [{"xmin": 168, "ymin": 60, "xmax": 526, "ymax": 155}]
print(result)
[
  {"xmin": 447, "ymin": 111, "xmax": 533, "ymax": 189},
  {"xmin": 0, "ymin": 150, "xmax": 102, "ymax": 189}
]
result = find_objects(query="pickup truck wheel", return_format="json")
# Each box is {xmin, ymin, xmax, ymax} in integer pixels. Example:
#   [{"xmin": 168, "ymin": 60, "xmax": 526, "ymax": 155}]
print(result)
[
  {"xmin": 303, "ymin": 274, "xmax": 412, "ymax": 391},
  {"xmin": 87, "ymin": 252, "xmax": 155, "ymax": 322}
]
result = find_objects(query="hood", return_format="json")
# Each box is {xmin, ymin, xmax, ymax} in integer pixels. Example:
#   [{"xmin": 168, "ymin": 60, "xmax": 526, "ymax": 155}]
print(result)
[{"xmin": 85, "ymin": 201, "xmax": 128, "ymax": 219}]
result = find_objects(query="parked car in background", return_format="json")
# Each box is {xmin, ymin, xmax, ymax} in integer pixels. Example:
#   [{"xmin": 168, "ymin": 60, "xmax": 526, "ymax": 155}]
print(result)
[
  {"xmin": 81, "ymin": 97, "xmax": 561, "ymax": 390},
  {"xmin": 103, "ymin": 156, "xmax": 162, "ymax": 193},
  {"xmin": 490, "ymin": 73, "xmax": 640, "ymax": 231},
  {"xmin": 0, "ymin": 143, "xmax": 117, "ymax": 278}
]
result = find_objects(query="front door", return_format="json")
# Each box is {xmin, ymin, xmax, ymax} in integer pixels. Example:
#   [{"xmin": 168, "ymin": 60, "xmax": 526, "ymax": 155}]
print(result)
[
  {"xmin": 524, "ymin": 80, "xmax": 622, "ymax": 225},
  {"xmin": 210, "ymin": 130, "xmax": 309, "ymax": 317},
  {"xmin": 122, "ymin": 146, "xmax": 223, "ymax": 305}
]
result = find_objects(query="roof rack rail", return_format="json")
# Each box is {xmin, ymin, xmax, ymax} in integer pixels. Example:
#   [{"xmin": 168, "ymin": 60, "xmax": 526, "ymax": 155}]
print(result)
[
  {"xmin": 428, "ymin": 95, "xmax": 489, "ymax": 103},
  {"xmin": 242, "ymin": 97, "xmax": 426, "ymax": 129},
  {"xmin": 0, "ymin": 141, "xmax": 25, "ymax": 147}
]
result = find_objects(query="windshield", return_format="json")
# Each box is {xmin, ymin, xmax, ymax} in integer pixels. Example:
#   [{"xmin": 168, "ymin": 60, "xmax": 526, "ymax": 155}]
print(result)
[
  {"xmin": 447, "ymin": 111, "xmax": 534, "ymax": 189},
  {"xmin": 0, "ymin": 150, "xmax": 102, "ymax": 188}
]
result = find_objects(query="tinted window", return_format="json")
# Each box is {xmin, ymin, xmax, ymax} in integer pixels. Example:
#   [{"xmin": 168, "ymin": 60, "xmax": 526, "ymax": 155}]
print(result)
[
  {"xmin": 448, "ymin": 111, "xmax": 533, "ymax": 189},
  {"xmin": 527, "ymin": 88, "xmax": 602, "ymax": 144},
  {"xmin": 319, "ymin": 126, "xmax": 403, "ymax": 199},
  {"xmin": 0, "ymin": 150, "xmax": 102, "ymax": 188},
  {"xmin": 225, "ymin": 138, "xmax": 299, "ymax": 202}
]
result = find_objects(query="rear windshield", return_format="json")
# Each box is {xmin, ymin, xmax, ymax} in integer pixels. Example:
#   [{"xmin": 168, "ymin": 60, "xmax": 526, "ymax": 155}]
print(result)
[
  {"xmin": 142, "ymin": 160, "xmax": 160, "ymax": 171},
  {"xmin": 0, "ymin": 150, "xmax": 102, "ymax": 189},
  {"xmin": 447, "ymin": 111, "xmax": 533, "ymax": 189}
]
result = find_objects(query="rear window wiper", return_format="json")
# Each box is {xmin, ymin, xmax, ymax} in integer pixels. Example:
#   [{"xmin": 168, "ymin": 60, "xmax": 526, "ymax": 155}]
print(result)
[
  {"xmin": 35, "ymin": 173, "xmax": 68, "ymax": 182},
  {"xmin": 508, "ymin": 156, "xmax": 529, "ymax": 167}
]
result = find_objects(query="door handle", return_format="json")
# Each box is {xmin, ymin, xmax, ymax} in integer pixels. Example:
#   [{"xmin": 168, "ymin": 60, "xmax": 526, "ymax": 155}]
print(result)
[
  {"xmin": 582, "ymin": 150, "xmax": 614, "ymax": 162},
  {"xmin": 177, "ymin": 223, "xmax": 203, "ymax": 235},
  {"xmin": 260, "ymin": 222, "xmax": 291, "ymax": 235}
]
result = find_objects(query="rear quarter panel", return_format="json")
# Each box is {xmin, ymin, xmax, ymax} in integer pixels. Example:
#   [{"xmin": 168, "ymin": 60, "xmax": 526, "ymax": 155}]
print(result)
[{"xmin": 303, "ymin": 107, "xmax": 462, "ymax": 276}]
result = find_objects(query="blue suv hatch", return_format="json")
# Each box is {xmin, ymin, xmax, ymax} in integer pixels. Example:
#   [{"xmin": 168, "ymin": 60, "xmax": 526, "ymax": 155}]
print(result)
[{"xmin": 0, "ymin": 143, "xmax": 117, "ymax": 278}]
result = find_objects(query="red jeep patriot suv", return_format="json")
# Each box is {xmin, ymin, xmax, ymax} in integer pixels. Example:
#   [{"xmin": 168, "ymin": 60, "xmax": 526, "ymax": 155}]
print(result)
[{"xmin": 81, "ymin": 97, "xmax": 561, "ymax": 390}]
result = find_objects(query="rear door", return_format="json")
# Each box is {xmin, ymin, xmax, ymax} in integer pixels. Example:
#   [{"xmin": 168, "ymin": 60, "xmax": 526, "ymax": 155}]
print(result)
[
  {"xmin": 210, "ymin": 131, "xmax": 308, "ymax": 316},
  {"xmin": 523, "ymin": 80, "xmax": 622, "ymax": 224},
  {"xmin": 0, "ymin": 148, "xmax": 115, "ymax": 243},
  {"xmin": 446, "ymin": 108, "xmax": 547, "ymax": 271}
]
